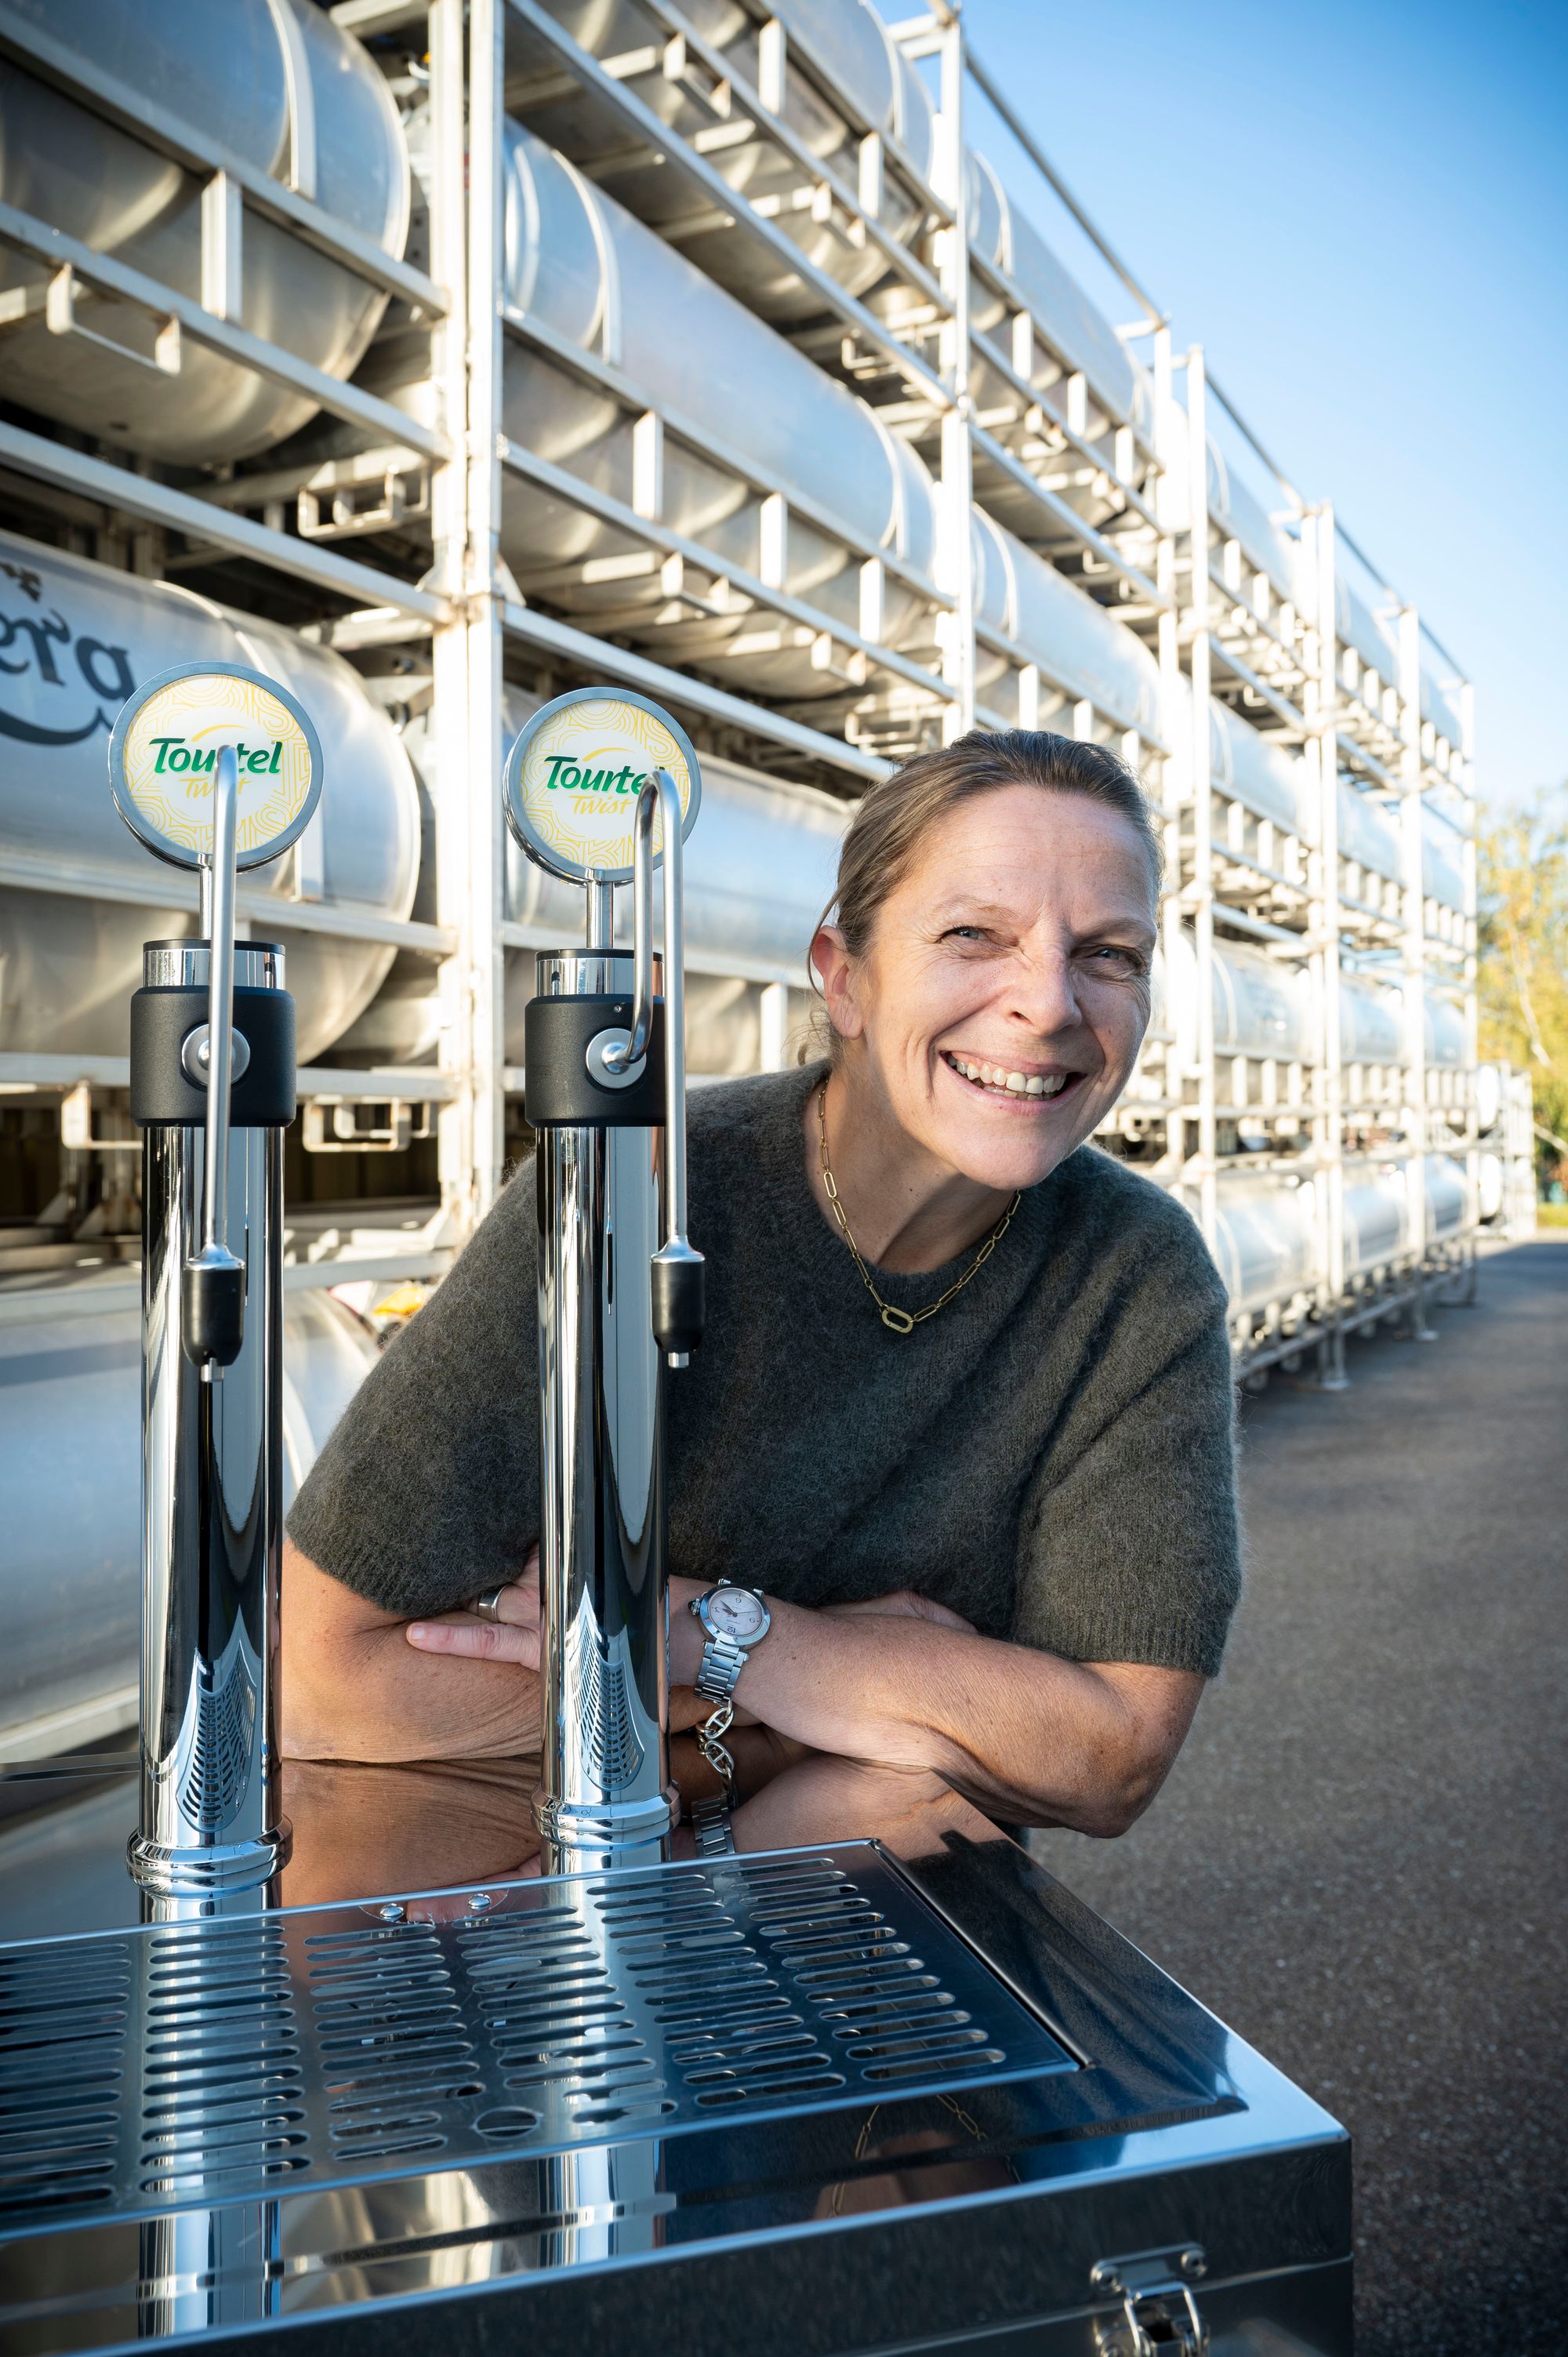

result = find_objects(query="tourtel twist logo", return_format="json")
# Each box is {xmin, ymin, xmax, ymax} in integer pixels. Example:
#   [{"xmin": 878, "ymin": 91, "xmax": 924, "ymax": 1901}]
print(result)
[
  {"xmin": 111, "ymin": 667, "xmax": 321, "ymax": 866},
  {"xmin": 504, "ymin": 687, "xmax": 701, "ymax": 884}
]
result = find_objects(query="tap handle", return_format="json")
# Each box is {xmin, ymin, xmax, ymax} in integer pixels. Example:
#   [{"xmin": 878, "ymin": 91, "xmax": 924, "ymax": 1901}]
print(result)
[
  {"xmin": 185, "ymin": 740, "xmax": 245, "ymax": 1371},
  {"xmin": 645, "ymin": 768, "xmax": 705, "ymax": 1364},
  {"xmin": 602, "ymin": 782, "xmax": 656, "ymax": 1073}
]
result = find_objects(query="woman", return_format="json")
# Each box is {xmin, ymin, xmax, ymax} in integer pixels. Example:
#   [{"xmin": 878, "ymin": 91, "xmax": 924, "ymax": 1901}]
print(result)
[{"xmin": 284, "ymin": 730, "xmax": 1240, "ymax": 1835}]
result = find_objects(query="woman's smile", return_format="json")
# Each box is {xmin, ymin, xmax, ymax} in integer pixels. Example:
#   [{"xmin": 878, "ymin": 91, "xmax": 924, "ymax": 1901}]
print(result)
[{"xmin": 939, "ymin": 1049, "xmax": 1087, "ymax": 1106}]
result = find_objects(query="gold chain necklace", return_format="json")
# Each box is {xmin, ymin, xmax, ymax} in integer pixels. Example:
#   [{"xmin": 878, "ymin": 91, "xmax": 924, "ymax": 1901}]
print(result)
[{"xmin": 816, "ymin": 1080, "xmax": 1021, "ymax": 1336}]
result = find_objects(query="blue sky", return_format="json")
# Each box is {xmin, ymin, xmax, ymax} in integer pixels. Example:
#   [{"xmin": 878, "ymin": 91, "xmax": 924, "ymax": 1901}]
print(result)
[{"xmin": 917, "ymin": 0, "xmax": 1567, "ymax": 809}]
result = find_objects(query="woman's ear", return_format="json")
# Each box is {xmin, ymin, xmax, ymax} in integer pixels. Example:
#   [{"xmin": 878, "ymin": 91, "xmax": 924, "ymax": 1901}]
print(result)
[{"xmin": 810, "ymin": 924, "xmax": 864, "ymax": 1043}]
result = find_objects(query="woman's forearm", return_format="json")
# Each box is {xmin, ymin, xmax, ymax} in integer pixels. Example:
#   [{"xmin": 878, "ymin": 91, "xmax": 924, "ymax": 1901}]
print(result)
[
  {"xmin": 670, "ymin": 1578, "xmax": 1202, "ymax": 1835},
  {"xmin": 282, "ymin": 1539, "xmax": 542, "ymax": 1763},
  {"xmin": 397, "ymin": 1560, "xmax": 1203, "ymax": 1828}
]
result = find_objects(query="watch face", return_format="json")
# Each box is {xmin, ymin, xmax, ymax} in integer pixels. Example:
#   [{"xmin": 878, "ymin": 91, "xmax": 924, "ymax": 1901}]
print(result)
[{"xmin": 707, "ymin": 1586, "xmax": 767, "ymax": 1641}]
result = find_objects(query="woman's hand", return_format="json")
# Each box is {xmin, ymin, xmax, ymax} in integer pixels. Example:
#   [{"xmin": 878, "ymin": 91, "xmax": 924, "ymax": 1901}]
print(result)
[
  {"xmin": 405, "ymin": 1549, "xmax": 543, "ymax": 1670},
  {"xmin": 408, "ymin": 1562, "xmax": 753, "ymax": 1737}
]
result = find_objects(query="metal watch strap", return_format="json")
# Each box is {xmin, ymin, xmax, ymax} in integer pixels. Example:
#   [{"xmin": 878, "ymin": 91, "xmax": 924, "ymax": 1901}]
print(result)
[
  {"xmin": 688, "ymin": 1793, "xmax": 735, "ymax": 1858},
  {"xmin": 694, "ymin": 1626, "xmax": 748, "ymax": 1702},
  {"xmin": 694, "ymin": 1627, "xmax": 746, "ymax": 1799}
]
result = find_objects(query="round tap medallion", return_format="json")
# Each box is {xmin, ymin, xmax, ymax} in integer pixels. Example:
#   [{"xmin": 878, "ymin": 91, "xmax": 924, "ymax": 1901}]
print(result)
[
  {"xmin": 108, "ymin": 662, "xmax": 323, "ymax": 870},
  {"xmin": 503, "ymin": 687, "xmax": 701, "ymax": 883}
]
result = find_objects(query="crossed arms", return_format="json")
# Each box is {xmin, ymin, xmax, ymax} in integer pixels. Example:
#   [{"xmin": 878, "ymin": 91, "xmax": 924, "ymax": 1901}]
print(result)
[{"xmin": 282, "ymin": 1538, "xmax": 1203, "ymax": 1837}]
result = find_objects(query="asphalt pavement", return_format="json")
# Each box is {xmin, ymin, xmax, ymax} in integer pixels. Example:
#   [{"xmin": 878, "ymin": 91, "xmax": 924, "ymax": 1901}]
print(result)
[{"xmin": 1034, "ymin": 1236, "xmax": 1568, "ymax": 2356}]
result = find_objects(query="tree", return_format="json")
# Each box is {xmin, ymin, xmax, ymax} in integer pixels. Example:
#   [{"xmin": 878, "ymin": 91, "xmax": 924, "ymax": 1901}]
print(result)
[{"xmin": 1477, "ymin": 786, "xmax": 1568, "ymax": 1191}]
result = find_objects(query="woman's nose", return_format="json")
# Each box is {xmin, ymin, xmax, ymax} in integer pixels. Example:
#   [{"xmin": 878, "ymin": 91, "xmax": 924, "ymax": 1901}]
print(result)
[{"xmin": 1006, "ymin": 950, "xmax": 1083, "ymax": 1037}]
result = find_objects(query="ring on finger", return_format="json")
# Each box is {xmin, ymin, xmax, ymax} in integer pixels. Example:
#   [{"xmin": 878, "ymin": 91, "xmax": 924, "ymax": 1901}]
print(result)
[{"xmin": 471, "ymin": 1585, "xmax": 507, "ymax": 1624}]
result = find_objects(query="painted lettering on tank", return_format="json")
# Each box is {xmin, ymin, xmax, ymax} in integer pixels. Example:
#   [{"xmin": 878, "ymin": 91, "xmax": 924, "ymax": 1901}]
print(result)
[{"xmin": 0, "ymin": 587, "xmax": 137, "ymax": 748}]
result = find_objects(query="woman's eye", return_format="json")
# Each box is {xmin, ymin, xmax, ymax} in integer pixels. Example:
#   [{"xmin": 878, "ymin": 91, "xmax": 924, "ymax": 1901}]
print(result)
[
  {"xmin": 941, "ymin": 925, "xmax": 992, "ymax": 944},
  {"xmin": 1085, "ymin": 946, "xmax": 1146, "ymax": 973}
]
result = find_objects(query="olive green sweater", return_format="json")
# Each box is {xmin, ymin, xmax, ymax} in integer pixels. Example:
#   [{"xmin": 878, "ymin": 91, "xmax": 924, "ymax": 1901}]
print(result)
[{"xmin": 290, "ymin": 1063, "xmax": 1241, "ymax": 1675}]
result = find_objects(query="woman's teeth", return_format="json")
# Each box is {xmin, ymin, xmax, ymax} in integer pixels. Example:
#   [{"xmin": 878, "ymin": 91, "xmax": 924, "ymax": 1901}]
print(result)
[{"xmin": 946, "ymin": 1055, "xmax": 1069, "ymax": 1100}]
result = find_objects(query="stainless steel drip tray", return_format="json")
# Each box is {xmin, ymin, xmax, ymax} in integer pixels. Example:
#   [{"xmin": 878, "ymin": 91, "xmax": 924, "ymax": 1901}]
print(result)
[{"xmin": 0, "ymin": 1845, "xmax": 1076, "ymax": 2236}]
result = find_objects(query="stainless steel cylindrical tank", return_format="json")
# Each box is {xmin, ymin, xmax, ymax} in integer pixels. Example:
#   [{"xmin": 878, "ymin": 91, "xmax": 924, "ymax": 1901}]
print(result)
[
  {"xmin": 1338, "ymin": 1157, "xmax": 1471, "ymax": 1275},
  {"xmin": 1475, "ymin": 1063, "xmax": 1504, "ymax": 1136},
  {"xmin": 1341, "ymin": 972, "xmax": 1404, "ymax": 1064},
  {"xmin": 1421, "ymin": 666, "xmax": 1463, "ymax": 754},
  {"xmin": 0, "ymin": 1288, "xmax": 380, "ymax": 1757},
  {"xmin": 1166, "ymin": 928, "xmax": 1314, "ymax": 1066},
  {"xmin": 1338, "ymin": 782, "xmax": 1401, "ymax": 884},
  {"xmin": 1342, "ymin": 1166, "xmax": 1408, "ymax": 1272},
  {"xmin": 1211, "ymin": 1174, "xmax": 1316, "ymax": 1311},
  {"xmin": 1210, "ymin": 702, "xmax": 1309, "ymax": 837},
  {"xmin": 971, "ymin": 508, "xmax": 1162, "ymax": 735},
  {"xmin": 965, "ymin": 149, "xmax": 1152, "ymax": 449},
  {"xmin": 1422, "ymin": 815, "xmax": 1465, "ymax": 911},
  {"xmin": 518, "ymin": 0, "xmax": 1159, "ymax": 537},
  {"xmin": 1478, "ymin": 1152, "xmax": 1504, "ymax": 1222},
  {"xmin": 0, "ymin": 0, "xmax": 410, "ymax": 463},
  {"xmin": 514, "ymin": 0, "xmax": 1160, "ymax": 523},
  {"xmin": 1424, "ymin": 990, "xmax": 1466, "ymax": 1068},
  {"xmin": 963, "ymin": 151, "xmax": 1159, "ymax": 543},
  {"xmin": 1208, "ymin": 441, "xmax": 1301, "ymax": 604},
  {"xmin": 0, "ymin": 529, "xmax": 420, "ymax": 1063},
  {"xmin": 1425, "ymin": 1153, "xmax": 1471, "ymax": 1237},
  {"xmin": 1161, "ymin": 406, "xmax": 1301, "ymax": 606},
  {"xmin": 1335, "ymin": 582, "xmax": 1399, "ymax": 692},
  {"xmin": 487, "ymin": 118, "xmax": 937, "ymax": 695}
]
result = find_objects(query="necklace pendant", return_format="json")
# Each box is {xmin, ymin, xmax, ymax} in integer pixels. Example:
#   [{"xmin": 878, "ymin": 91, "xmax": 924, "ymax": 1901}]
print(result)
[{"xmin": 880, "ymin": 1304, "xmax": 916, "ymax": 1335}]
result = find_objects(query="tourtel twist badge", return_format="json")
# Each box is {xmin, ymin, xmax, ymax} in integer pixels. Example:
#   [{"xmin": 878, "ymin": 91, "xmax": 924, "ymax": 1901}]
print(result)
[
  {"xmin": 109, "ymin": 664, "xmax": 321, "ymax": 1918},
  {"xmin": 505, "ymin": 688, "xmax": 703, "ymax": 1877}
]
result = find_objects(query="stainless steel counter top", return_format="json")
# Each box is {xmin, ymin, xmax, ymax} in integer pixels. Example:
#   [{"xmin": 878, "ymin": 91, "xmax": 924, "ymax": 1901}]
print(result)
[{"xmin": 0, "ymin": 1752, "xmax": 1352, "ymax": 2355}]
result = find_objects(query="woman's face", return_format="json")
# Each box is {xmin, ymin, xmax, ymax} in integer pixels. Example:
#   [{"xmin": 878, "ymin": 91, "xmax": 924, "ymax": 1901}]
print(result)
[{"xmin": 816, "ymin": 784, "xmax": 1158, "ymax": 1193}]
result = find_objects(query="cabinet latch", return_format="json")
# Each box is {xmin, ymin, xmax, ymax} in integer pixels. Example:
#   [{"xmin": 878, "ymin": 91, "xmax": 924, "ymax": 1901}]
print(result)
[{"xmin": 1090, "ymin": 2243, "xmax": 1209, "ymax": 2357}]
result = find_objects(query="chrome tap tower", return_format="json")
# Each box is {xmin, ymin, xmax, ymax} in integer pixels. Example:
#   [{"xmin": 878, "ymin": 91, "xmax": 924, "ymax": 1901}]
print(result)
[
  {"xmin": 110, "ymin": 664, "xmax": 323, "ymax": 1916},
  {"xmin": 505, "ymin": 690, "xmax": 703, "ymax": 1876}
]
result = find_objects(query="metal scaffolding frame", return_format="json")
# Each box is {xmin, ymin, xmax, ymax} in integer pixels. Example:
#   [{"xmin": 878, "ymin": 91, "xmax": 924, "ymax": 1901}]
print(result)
[{"xmin": 0, "ymin": 0, "xmax": 1483, "ymax": 1366}]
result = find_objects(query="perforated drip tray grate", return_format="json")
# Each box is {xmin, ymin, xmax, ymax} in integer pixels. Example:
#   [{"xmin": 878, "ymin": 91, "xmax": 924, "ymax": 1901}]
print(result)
[{"xmin": 0, "ymin": 1847, "xmax": 1076, "ymax": 2234}]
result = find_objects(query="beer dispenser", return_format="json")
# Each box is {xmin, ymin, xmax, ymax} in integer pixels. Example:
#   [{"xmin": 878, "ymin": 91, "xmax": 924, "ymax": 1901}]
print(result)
[
  {"xmin": 109, "ymin": 664, "xmax": 322, "ymax": 1916},
  {"xmin": 503, "ymin": 688, "xmax": 702, "ymax": 1876}
]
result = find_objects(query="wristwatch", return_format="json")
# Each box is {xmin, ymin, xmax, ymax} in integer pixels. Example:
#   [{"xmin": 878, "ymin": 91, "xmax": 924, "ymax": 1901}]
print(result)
[{"xmin": 686, "ymin": 1582, "xmax": 771, "ymax": 1853}]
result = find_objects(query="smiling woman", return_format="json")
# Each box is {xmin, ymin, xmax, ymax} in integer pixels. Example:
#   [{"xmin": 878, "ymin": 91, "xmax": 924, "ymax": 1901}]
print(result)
[{"xmin": 283, "ymin": 732, "xmax": 1240, "ymax": 1843}]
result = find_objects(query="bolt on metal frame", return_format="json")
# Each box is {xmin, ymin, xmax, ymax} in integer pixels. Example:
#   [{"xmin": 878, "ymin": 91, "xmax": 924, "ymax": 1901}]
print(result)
[{"xmin": 0, "ymin": 0, "xmax": 1476, "ymax": 1364}]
